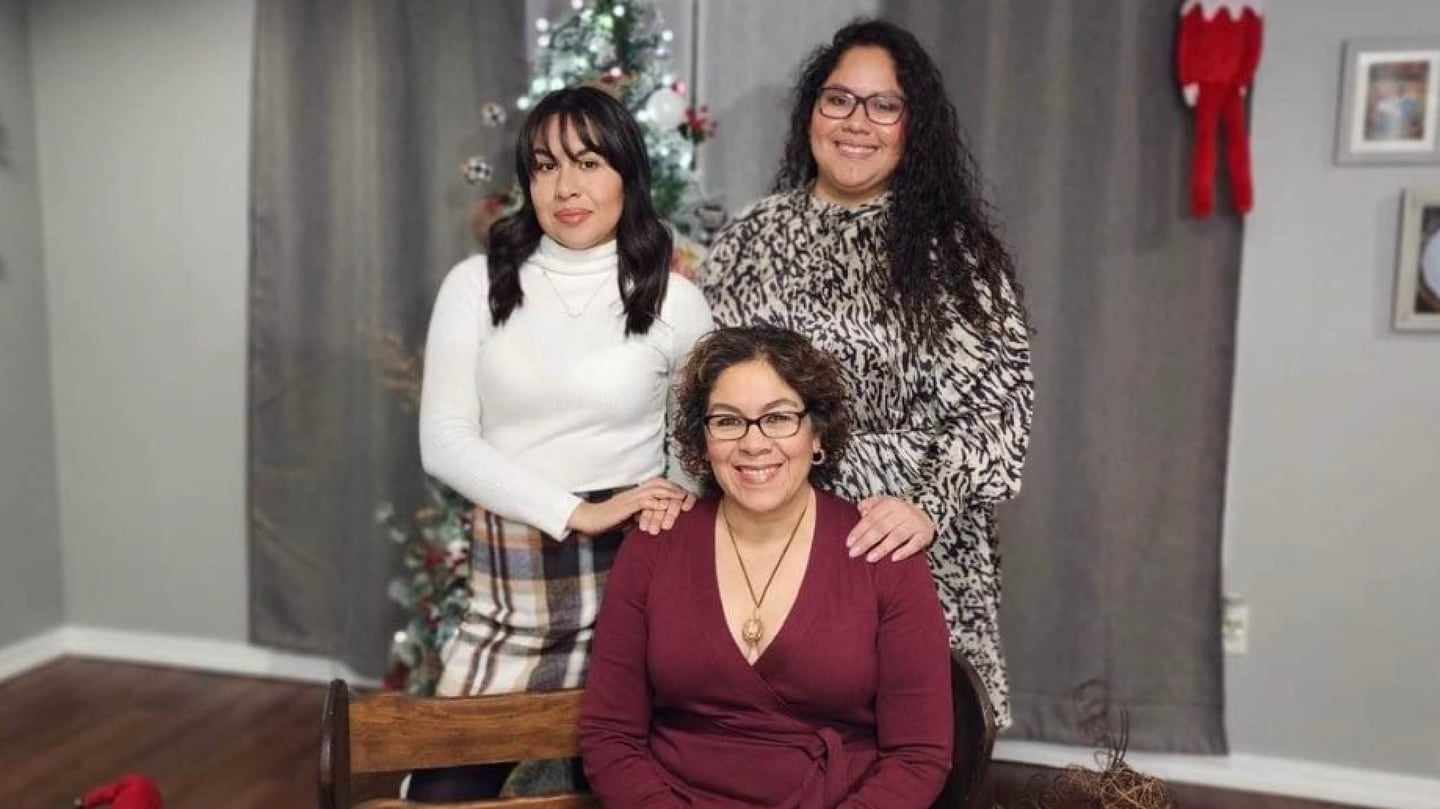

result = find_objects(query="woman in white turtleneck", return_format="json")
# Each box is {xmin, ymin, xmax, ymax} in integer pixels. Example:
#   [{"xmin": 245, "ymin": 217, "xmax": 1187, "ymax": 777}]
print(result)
[{"xmin": 412, "ymin": 87, "xmax": 713, "ymax": 801}]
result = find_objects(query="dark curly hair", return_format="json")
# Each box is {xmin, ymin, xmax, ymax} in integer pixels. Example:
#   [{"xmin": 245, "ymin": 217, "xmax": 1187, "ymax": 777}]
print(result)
[
  {"xmin": 487, "ymin": 86, "xmax": 672, "ymax": 336},
  {"xmin": 774, "ymin": 19, "xmax": 1025, "ymax": 337},
  {"xmin": 674, "ymin": 326, "xmax": 852, "ymax": 496}
]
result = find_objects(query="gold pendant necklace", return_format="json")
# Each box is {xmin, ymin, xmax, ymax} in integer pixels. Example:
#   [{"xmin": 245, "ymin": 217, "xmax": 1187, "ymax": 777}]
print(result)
[{"xmin": 722, "ymin": 497, "xmax": 810, "ymax": 663}]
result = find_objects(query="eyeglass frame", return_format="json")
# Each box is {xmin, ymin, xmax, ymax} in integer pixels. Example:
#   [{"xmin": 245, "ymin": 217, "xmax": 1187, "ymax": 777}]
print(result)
[
  {"xmin": 703, "ymin": 409, "xmax": 811, "ymax": 441},
  {"xmin": 814, "ymin": 86, "xmax": 907, "ymax": 125}
]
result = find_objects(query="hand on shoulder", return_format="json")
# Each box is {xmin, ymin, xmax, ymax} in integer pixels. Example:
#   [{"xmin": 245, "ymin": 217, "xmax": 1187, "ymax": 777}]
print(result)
[
  {"xmin": 845, "ymin": 495, "xmax": 935, "ymax": 563},
  {"xmin": 568, "ymin": 477, "xmax": 695, "ymax": 537}
]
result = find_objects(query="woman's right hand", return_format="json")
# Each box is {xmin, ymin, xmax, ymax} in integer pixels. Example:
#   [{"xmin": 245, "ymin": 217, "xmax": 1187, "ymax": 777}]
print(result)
[{"xmin": 567, "ymin": 477, "xmax": 693, "ymax": 537}]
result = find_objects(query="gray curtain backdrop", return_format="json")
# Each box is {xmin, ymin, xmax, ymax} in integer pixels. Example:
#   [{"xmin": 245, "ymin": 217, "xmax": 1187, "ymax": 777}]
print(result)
[
  {"xmin": 248, "ymin": 0, "xmax": 1233, "ymax": 751},
  {"xmin": 248, "ymin": 0, "xmax": 526, "ymax": 674},
  {"xmin": 884, "ymin": 0, "xmax": 1235, "ymax": 752}
]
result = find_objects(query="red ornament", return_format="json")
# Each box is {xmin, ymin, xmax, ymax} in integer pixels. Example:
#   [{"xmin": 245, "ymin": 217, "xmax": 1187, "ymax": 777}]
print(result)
[
  {"xmin": 382, "ymin": 662, "xmax": 409, "ymax": 691},
  {"xmin": 1177, "ymin": 0, "xmax": 1264, "ymax": 218},
  {"xmin": 75, "ymin": 774, "xmax": 164, "ymax": 809},
  {"xmin": 681, "ymin": 105, "xmax": 718, "ymax": 145}
]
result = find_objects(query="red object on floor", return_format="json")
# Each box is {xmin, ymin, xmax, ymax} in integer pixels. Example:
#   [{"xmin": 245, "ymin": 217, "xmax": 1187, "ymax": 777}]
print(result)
[
  {"xmin": 74, "ymin": 774, "xmax": 163, "ymax": 809},
  {"xmin": 1177, "ymin": 0, "xmax": 1264, "ymax": 217}
]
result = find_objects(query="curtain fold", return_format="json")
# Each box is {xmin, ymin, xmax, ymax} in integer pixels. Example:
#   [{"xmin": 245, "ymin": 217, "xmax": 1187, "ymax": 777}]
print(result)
[
  {"xmin": 248, "ymin": 0, "xmax": 526, "ymax": 674},
  {"xmin": 883, "ymin": 0, "xmax": 1236, "ymax": 752}
]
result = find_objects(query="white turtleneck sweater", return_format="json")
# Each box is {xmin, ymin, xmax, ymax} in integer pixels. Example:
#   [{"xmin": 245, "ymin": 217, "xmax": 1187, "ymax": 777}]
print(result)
[{"xmin": 419, "ymin": 237, "xmax": 714, "ymax": 538}]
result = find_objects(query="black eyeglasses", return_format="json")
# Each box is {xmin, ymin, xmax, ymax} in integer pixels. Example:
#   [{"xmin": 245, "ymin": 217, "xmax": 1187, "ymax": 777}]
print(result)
[
  {"xmin": 703, "ymin": 410, "xmax": 809, "ymax": 441},
  {"xmin": 816, "ymin": 86, "xmax": 906, "ymax": 125}
]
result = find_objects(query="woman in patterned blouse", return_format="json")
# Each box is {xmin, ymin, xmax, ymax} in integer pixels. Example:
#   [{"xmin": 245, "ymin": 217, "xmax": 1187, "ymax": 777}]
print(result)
[{"xmin": 699, "ymin": 19, "xmax": 1033, "ymax": 727}]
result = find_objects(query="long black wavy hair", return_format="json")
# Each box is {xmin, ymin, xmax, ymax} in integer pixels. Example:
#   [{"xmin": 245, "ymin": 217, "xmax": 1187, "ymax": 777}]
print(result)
[
  {"xmin": 774, "ymin": 19, "xmax": 1025, "ymax": 336},
  {"xmin": 487, "ymin": 86, "xmax": 672, "ymax": 336}
]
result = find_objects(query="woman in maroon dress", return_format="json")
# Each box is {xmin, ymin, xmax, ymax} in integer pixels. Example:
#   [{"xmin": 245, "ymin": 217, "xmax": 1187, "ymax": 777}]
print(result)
[{"xmin": 579, "ymin": 326, "xmax": 953, "ymax": 808}]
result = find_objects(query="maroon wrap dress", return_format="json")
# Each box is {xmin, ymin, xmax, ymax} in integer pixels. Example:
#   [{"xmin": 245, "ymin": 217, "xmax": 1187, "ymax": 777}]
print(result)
[{"xmin": 579, "ymin": 490, "xmax": 953, "ymax": 808}]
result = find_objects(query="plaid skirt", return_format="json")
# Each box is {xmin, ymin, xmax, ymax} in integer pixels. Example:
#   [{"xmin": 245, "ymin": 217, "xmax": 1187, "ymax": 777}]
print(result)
[{"xmin": 435, "ymin": 491, "xmax": 626, "ymax": 697}]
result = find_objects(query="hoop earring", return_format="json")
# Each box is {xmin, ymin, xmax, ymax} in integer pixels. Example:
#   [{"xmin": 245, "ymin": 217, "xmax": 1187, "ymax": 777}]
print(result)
[{"xmin": 811, "ymin": 448, "xmax": 827, "ymax": 466}]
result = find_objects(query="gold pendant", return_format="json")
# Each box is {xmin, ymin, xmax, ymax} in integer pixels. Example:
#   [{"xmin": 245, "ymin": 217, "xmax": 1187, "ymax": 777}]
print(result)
[{"xmin": 742, "ymin": 615, "xmax": 764, "ymax": 646}]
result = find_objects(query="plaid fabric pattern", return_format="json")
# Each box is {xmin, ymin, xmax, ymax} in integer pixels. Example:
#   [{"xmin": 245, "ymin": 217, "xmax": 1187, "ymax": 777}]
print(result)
[{"xmin": 436, "ymin": 491, "xmax": 626, "ymax": 697}]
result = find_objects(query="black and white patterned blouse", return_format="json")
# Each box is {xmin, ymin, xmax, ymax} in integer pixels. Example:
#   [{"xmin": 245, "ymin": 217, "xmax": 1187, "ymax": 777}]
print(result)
[{"xmin": 699, "ymin": 188, "xmax": 1034, "ymax": 726}]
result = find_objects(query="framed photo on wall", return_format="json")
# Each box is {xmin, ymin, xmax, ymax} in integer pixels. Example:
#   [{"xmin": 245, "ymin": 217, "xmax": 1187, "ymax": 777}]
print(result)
[
  {"xmin": 1335, "ymin": 38, "xmax": 1440, "ymax": 165},
  {"xmin": 1394, "ymin": 188, "xmax": 1440, "ymax": 332}
]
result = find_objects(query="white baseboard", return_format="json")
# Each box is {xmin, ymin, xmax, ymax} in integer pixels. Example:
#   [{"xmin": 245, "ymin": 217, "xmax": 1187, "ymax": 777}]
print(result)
[
  {"xmin": 996, "ymin": 740, "xmax": 1440, "ymax": 809},
  {"xmin": 0, "ymin": 624, "xmax": 379, "ymax": 688},
  {"xmin": 0, "ymin": 627, "xmax": 68, "ymax": 682}
]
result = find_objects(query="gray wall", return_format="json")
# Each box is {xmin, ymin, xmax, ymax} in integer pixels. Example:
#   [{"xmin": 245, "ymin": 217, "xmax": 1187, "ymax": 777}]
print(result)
[
  {"xmin": 0, "ymin": 0, "xmax": 64, "ymax": 648},
  {"xmin": 1224, "ymin": 0, "xmax": 1440, "ymax": 777},
  {"xmin": 27, "ymin": 0, "xmax": 254, "ymax": 640}
]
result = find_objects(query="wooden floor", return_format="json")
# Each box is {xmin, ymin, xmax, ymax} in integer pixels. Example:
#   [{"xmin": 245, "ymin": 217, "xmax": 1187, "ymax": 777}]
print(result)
[
  {"xmin": 0, "ymin": 657, "xmax": 397, "ymax": 809},
  {"xmin": 0, "ymin": 657, "xmax": 1369, "ymax": 809}
]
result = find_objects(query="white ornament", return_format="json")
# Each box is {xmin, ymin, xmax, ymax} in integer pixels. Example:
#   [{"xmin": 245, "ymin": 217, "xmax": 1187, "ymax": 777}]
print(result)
[
  {"xmin": 535, "ymin": 17, "xmax": 550, "ymax": 32},
  {"xmin": 645, "ymin": 87, "xmax": 687, "ymax": 129},
  {"xmin": 462, "ymin": 157, "xmax": 494, "ymax": 185},
  {"xmin": 445, "ymin": 538, "xmax": 468, "ymax": 565},
  {"xmin": 480, "ymin": 102, "xmax": 507, "ymax": 127},
  {"xmin": 373, "ymin": 502, "xmax": 395, "ymax": 523},
  {"xmin": 590, "ymin": 37, "xmax": 615, "ymax": 63}
]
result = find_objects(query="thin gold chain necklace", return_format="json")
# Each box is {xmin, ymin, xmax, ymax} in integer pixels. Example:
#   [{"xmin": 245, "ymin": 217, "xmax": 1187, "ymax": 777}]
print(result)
[
  {"xmin": 539, "ymin": 267, "xmax": 611, "ymax": 318},
  {"xmin": 721, "ymin": 497, "xmax": 810, "ymax": 663}
]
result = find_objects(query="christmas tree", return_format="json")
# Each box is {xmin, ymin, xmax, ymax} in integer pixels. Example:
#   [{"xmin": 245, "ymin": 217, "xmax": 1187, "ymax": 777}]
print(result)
[
  {"xmin": 382, "ymin": 0, "xmax": 720, "ymax": 695},
  {"xmin": 376, "ymin": 484, "xmax": 474, "ymax": 694}
]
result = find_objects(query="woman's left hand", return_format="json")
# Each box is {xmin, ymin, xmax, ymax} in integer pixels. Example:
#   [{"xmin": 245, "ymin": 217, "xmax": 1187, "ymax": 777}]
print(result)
[
  {"xmin": 846, "ymin": 496, "xmax": 935, "ymax": 562},
  {"xmin": 636, "ymin": 488, "xmax": 697, "ymax": 535}
]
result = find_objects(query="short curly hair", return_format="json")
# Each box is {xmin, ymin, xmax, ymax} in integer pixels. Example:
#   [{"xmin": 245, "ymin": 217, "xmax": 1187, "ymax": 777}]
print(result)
[{"xmin": 674, "ymin": 326, "xmax": 852, "ymax": 495}]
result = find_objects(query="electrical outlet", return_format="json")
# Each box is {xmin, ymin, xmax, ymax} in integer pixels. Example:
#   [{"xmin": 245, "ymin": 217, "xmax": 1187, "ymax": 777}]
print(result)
[{"xmin": 1223, "ymin": 595, "xmax": 1249, "ymax": 655}]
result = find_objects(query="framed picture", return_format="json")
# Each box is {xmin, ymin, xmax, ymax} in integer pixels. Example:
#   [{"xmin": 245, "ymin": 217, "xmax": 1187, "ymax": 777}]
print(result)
[
  {"xmin": 1335, "ymin": 38, "xmax": 1440, "ymax": 165},
  {"xmin": 1393, "ymin": 188, "xmax": 1440, "ymax": 332}
]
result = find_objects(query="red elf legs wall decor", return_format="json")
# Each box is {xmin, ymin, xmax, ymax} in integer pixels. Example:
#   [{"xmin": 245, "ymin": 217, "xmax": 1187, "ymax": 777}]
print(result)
[{"xmin": 1177, "ymin": 0, "xmax": 1264, "ymax": 218}]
